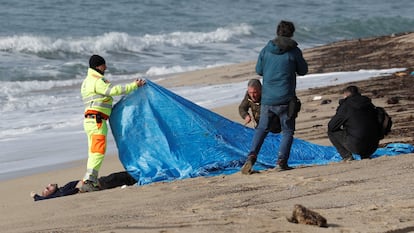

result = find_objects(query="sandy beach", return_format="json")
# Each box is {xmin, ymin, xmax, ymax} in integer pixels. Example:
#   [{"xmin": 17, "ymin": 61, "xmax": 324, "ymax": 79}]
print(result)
[{"xmin": 1, "ymin": 32, "xmax": 413, "ymax": 233}]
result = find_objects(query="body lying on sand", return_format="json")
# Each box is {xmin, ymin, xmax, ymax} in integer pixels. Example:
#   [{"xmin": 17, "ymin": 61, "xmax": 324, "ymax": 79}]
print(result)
[{"xmin": 30, "ymin": 171, "xmax": 136, "ymax": 201}]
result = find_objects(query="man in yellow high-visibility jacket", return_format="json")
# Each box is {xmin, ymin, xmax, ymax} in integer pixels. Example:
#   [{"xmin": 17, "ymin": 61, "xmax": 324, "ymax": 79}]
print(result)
[{"xmin": 80, "ymin": 54, "xmax": 146, "ymax": 192}]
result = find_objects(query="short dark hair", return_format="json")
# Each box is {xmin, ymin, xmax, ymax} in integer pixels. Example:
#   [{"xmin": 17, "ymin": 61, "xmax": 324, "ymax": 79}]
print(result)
[
  {"xmin": 277, "ymin": 20, "xmax": 295, "ymax": 38},
  {"xmin": 343, "ymin": 85, "xmax": 360, "ymax": 95},
  {"xmin": 247, "ymin": 79, "xmax": 262, "ymax": 89}
]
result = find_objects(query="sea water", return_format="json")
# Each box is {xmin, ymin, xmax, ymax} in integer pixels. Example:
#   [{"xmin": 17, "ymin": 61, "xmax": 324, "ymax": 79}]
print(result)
[{"xmin": 0, "ymin": 0, "xmax": 413, "ymax": 180}]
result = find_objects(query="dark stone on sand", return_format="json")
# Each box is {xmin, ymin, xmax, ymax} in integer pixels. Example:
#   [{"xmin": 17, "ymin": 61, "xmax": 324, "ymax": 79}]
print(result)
[
  {"xmin": 372, "ymin": 90, "xmax": 384, "ymax": 98},
  {"xmin": 387, "ymin": 97, "xmax": 400, "ymax": 105},
  {"xmin": 312, "ymin": 124, "xmax": 323, "ymax": 128},
  {"xmin": 320, "ymin": 99, "xmax": 332, "ymax": 105}
]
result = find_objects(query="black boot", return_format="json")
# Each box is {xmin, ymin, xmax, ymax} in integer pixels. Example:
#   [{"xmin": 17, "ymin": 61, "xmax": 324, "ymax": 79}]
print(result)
[
  {"xmin": 241, "ymin": 154, "xmax": 257, "ymax": 174},
  {"xmin": 277, "ymin": 159, "xmax": 293, "ymax": 171},
  {"xmin": 342, "ymin": 156, "xmax": 354, "ymax": 162},
  {"xmin": 79, "ymin": 180, "xmax": 100, "ymax": 192}
]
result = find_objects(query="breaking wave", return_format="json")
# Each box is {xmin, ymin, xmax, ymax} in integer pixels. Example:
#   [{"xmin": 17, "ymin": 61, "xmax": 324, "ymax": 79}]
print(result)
[{"xmin": 0, "ymin": 24, "xmax": 253, "ymax": 56}]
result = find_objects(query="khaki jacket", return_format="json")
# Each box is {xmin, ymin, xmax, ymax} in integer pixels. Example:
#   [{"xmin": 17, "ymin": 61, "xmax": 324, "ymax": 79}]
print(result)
[{"xmin": 238, "ymin": 92, "xmax": 281, "ymax": 133}]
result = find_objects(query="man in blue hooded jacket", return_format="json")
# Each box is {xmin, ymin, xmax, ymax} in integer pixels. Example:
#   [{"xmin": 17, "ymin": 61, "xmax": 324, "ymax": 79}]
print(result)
[{"xmin": 241, "ymin": 20, "xmax": 308, "ymax": 174}]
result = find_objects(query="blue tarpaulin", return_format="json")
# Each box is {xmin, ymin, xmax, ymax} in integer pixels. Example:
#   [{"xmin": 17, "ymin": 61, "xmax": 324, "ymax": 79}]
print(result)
[{"xmin": 110, "ymin": 81, "xmax": 414, "ymax": 185}]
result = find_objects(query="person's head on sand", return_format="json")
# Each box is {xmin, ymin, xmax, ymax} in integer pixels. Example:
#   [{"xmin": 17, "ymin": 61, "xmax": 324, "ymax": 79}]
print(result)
[
  {"xmin": 247, "ymin": 79, "xmax": 262, "ymax": 103},
  {"xmin": 41, "ymin": 183, "xmax": 58, "ymax": 197},
  {"xmin": 89, "ymin": 54, "xmax": 107, "ymax": 75},
  {"xmin": 343, "ymin": 85, "xmax": 360, "ymax": 98},
  {"xmin": 277, "ymin": 20, "xmax": 295, "ymax": 38}
]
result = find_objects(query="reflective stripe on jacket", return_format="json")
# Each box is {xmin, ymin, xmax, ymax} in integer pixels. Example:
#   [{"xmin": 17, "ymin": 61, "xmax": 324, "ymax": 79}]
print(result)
[{"xmin": 81, "ymin": 68, "xmax": 138, "ymax": 117}]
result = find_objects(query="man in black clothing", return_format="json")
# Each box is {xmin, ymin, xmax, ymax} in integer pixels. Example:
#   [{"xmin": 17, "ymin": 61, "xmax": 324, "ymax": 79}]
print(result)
[
  {"xmin": 31, "ymin": 171, "xmax": 136, "ymax": 201},
  {"xmin": 328, "ymin": 86, "xmax": 380, "ymax": 160}
]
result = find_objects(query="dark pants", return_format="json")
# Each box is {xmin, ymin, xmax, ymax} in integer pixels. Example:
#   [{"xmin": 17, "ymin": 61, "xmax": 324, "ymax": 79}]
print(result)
[
  {"xmin": 250, "ymin": 104, "xmax": 295, "ymax": 162},
  {"xmin": 328, "ymin": 130, "xmax": 353, "ymax": 159},
  {"xmin": 328, "ymin": 130, "xmax": 376, "ymax": 159},
  {"xmin": 98, "ymin": 171, "xmax": 137, "ymax": 190}
]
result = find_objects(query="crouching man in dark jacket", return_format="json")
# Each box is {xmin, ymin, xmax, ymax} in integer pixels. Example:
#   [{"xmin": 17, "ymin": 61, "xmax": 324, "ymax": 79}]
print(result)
[{"xmin": 328, "ymin": 86, "xmax": 380, "ymax": 160}]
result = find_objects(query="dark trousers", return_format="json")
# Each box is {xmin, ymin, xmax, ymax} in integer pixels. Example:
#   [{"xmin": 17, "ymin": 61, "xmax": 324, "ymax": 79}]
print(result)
[
  {"xmin": 98, "ymin": 171, "xmax": 137, "ymax": 190},
  {"xmin": 328, "ymin": 130, "xmax": 377, "ymax": 159},
  {"xmin": 250, "ymin": 104, "xmax": 295, "ymax": 161},
  {"xmin": 328, "ymin": 130, "xmax": 353, "ymax": 159}
]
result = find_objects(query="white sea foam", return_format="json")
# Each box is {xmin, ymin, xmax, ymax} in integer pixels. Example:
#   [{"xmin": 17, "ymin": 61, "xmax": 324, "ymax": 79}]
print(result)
[
  {"xmin": 0, "ymin": 78, "xmax": 82, "ymax": 93},
  {"xmin": 141, "ymin": 23, "xmax": 253, "ymax": 47},
  {"xmin": 0, "ymin": 24, "xmax": 253, "ymax": 55},
  {"xmin": 145, "ymin": 63, "xmax": 229, "ymax": 76},
  {"xmin": 0, "ymin": 79, "xmax": 82, "ymax": 113}
]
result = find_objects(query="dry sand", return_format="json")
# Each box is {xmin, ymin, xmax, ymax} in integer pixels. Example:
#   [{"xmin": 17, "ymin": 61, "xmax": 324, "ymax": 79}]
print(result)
[{"xmin": 1, "ymin": 33, "xmax": 413, "ymax": 233}]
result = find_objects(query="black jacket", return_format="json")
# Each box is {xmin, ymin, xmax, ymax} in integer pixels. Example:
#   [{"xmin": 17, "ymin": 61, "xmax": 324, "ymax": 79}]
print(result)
[
  {"xmin": 328, "ymin": 94, "xmax": 380, "ymax": 155},
  {"xmin": 34, "ymin": 180, "xmax": 79, "ymax": 201}
]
